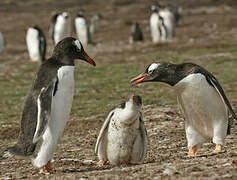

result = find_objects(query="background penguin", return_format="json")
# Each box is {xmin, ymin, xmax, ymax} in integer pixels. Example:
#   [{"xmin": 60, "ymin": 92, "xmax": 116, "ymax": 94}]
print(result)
[
  {"xmin": 26, "ymin": 25, "xmax": 46, "ymax": 62},
  {"xmin": 131, "ymin": 62, "xmax": 237, "ymax": 157},
  {"xmin": 49, "ymin": 12, "xmax": 72, "ymax": 45},
  {"xmin": 129, "ymin": 22, "xmax": 144, "ymax": 44},
  {"xmin": 1, "ymin": 37, "xmax": 96, "ymax": 174},
  {"xmin": 89, "ymin": 13, "xmax": 102, "ymax": 34},
  {"xmin": 74, "ymin": 10, "xmax": 91, "ymax": 45},
  {"xmin": 150, "ymin": 5, "xmax": 167, "ymax": 43},
  {"xmin": 95, "ymin": 94, "xmax": 148, "ymax": 166},
  {"xmin": 0, "ymin": 32, "xmax": 5, "ymax": 53}
]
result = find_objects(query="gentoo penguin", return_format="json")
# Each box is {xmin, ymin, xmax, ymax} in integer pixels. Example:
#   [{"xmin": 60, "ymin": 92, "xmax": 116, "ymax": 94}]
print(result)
[
  {"xmin": 74, "ymin": 10, "xmax": 91, "ymax": 45},
  {"xmin": 173, "ymin": 5, "xmax": 182, "ymax": 26},
  {"xmin": 131, "ymin": 62, "xmax": 236, "ymax": 157},
  {"xmin": 150, "ymin": 5, "xmax": 167, "ymax": 43},
  {"xmin": 49, "ymin": 12, "xmax": 72, "ymax": 45},
  {"xmin": 26, "ymin": 25, "xmax": 46, "ymax": 62},
  {"xmin": 158, "ymin": 6, "xmax": 175, "ymax": 41},
  {"xmin": 89, "ymin": 13, "xmax": 102, "ymax": 34},
  {"xmin": 1, "ymin": 37, "xmax": 96, "ymax": 174},
  {"xmin": 95, "ymin": 94, "xmax": 148, "ymax": 166},
  {"xmin": 129, "ymin": 22, "xmax": 144, "ymax": 44},
  {"xmin": 0, "ymin": 32, "xmax": 5, "ymax": 53}
]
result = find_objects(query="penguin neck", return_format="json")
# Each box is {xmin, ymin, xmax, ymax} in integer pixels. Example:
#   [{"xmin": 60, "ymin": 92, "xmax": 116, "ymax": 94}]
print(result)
[
  {"xmin": 52, "ymin": 54, "xmax": 75, "ymax": 66},
  {"xmin": 155, "ymin": 63, "xmax": 192, "ymax": 86},
  {"xmin": 120, "ymin": 101, "xmax": 139, "ymax": 122}
]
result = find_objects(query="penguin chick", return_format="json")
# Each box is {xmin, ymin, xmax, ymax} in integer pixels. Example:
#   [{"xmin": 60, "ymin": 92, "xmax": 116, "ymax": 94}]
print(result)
[{"xmin": 95, "ymin": 95, "xmax": 148, "ymax": 166}]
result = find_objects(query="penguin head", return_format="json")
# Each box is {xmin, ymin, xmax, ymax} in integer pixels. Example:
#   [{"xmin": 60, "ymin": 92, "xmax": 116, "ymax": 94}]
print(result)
[
  {"xmin": 129, "ymin": 94, "xmax": 142, "ymax": 107},
  {"xmin": 131, "ymin": 62, "xmax": 172, "ymax": 85},
  {"xmin": 62, "ymin": 12, "xmax": 69, "ymax": 19},
  {"xmin": 52, "ymin": 37, "xmax": 96, "ymax": 66}
]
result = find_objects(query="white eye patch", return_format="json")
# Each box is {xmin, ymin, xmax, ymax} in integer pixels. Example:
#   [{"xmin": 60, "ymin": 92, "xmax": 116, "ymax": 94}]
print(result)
[
  {"xmin": 148, "ymin": 63, "xmax": 159, "ymax": 72},
  {"xmin": 73, "ymin": 40, "xmax": 81, "ymax": 50}
]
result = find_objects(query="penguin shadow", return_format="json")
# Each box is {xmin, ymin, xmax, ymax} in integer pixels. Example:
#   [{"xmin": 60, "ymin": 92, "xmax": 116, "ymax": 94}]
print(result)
[
  {"xmin": 61, "ymin": 164, "xmax": 116, "ymax": 174},
  {"xmin": 184, "ymin": 151, "xmax": 226, "ymax": 159}
]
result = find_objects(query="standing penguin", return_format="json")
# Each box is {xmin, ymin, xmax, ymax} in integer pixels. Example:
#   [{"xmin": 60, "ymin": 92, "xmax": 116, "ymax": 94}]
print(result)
[
  {"xmin": 49, "ymin": 12, "xmax": 72, "ymax": 45},
  {"xmin": 129, "ymin": 22, "xmax": 144, "ymax": 44},
  {"xmin": 150, "ymin": 5, "xmax": 167, "ymax": 43},
  {"xmin": 74, "ymin": 10, "xmax": 91, "ymax": 45},
  {"xmin": 95, "ymin": 95, "xmax": 148, "ymax": 166},
  {"xmin": 158, "ymin": 7, "xmax": 175, "ymax": 41},
  {"xmin": 26, "ymin": 25, "xmax": 46, "ymax": 62},
  {"xmin": 0, "ymin": 32, "xmax": 5, "ymax": 53},
  {"xmin": 1, "ymin": 37, "xmax": 96, "ymax": 174},
  {"xmin": 131, "ymin": 62, "xmax": 236, "ymax": 157}
]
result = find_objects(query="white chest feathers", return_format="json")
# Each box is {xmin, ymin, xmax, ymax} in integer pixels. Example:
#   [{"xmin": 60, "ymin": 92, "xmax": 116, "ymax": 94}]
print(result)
[
  {"xmin": 175, "ymin": 73, "xmax": 228, "ymax": 143},
  {"xmin": 32, "ymin": 66, "xmax": 75, "ymax": 168},
  {"xmin": 26, "ymin": 28, "xmax": 41, "ymax": 62},
  {"xmin": 54, "ymin": 15, "xmax": 72, "ymax": 44}
]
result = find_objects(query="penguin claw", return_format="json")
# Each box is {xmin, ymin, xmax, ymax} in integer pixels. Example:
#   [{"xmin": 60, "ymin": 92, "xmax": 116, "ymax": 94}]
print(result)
[
  {"xmin": 39, "ymin": 161, "xmax": 56, "ymax": 175},
  {"xmin": 212, "ymin": 144, "xmax": 222, "ymax": 154},
  {"xmin": 187, "ymin": 146, "xmax": 197, "ymax": 157},
  {"xmin": 97, "ymin": 160, "xmax": 107, "ymax": 166}
]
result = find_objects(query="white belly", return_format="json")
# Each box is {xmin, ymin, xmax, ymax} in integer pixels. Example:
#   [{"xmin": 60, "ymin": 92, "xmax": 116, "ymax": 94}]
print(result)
[
  {"xmin": 175, "ymin": 73, "xmax": 228, "ymax": 139},
  {"xmin": 33, "ymin": 66, "xmax": 75, "ymax": 168},
  {"xmin": 106, "ymin": 110, "xmax": 139, "ymax": 165},
  {"xmin": 75, "ymin": 18, "xmax": 89, "ymax": 45},
  {"xmin": 26, "ymin": 28, "xmax": 41, "ymax": 62},
  {"xmin": 150, "ymin": 13, "xmax": 161, "ymax": 43},
  {"xmin": 54, "ymin": 16, "xmax": 72, "ymax": 44}
]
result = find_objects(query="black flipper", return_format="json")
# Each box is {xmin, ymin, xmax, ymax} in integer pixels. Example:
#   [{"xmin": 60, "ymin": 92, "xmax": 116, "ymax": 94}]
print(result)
[
  {"xmin": 205, "ymin": 73, "xmax": 237, "ymax": 134},
  {"xmin": 33, "ymin": 78, "xmax": 58, "ymax": 143}
]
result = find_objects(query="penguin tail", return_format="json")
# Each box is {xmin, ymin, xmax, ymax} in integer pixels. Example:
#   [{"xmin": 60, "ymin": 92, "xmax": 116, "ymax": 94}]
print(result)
[
  {"xmin": 227, "ymin": 115, "xmax": 237, "ymax": 135},
  {"xmin": 0, "ymin": 144, "xmax": 36, "ymax": 160},
  {"xmin": 0, "ymin": 148, "xmax": 14, "ymax": 160}
]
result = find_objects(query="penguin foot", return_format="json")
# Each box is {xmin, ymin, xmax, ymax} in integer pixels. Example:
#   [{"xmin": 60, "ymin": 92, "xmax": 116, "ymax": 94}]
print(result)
[
  {"xmin": 212, "ymin": 144, "xmax": 222, "ymax": 154},
  {"xmin": 187, "ymin": 146, "xmax": 197, "ymax": 157},
  {"xmin": 39, "ymin": 161, "xmax": 56, "ymax": 175},
  {"xmin": 97, "ymin": 160, "xmax": 107, "ymax": 166}
]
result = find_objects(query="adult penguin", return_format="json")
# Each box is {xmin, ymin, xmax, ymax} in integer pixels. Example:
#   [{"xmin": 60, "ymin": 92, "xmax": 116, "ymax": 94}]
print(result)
[
  {"xmin": 1, "ymin": 37, "xmax": 96, "ymax": 174},
  {"xmin": 26, "ymin": 25, "xmax": 46, "ymax": 62}
]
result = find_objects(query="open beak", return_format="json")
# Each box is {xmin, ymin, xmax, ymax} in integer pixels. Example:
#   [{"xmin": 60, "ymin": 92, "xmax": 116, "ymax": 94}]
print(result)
[
  {"xmin": 81, "ymin": 51, "xmax": 96, "ymax": 66},
  {"xmin": 130, "ymin": 73, "xmax": 148, "ymax": 85}
]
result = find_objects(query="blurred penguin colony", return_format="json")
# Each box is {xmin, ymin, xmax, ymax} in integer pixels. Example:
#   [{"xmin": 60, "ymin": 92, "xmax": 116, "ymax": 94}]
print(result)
[{"xmin": 0, "ymin": 1, "xmax": 182, "ymax": 63}]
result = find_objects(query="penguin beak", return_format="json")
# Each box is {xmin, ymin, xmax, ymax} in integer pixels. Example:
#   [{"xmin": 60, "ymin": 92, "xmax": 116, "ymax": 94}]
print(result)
[
  {"xmin": 80, "ymin": 51, "xmax": 96, "ymax": 66},
  {"xmin": 130, "ymin": 73, "xmax": 148, "ymax": 85}
]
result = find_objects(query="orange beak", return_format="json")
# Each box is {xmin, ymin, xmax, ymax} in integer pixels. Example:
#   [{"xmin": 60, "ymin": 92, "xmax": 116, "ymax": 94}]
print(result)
[
  {"xmin": 82, "ymin": 51, "xmax": 96, "ymax": 66},
  {"xmin": 130, "ymin": 73, "xmax": 147, "ymax": 85}
]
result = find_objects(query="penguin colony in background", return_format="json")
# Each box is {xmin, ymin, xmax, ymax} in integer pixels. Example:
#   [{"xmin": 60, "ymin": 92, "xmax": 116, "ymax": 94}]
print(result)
[
  {"xmin": 1, "ymin": 2, "xmax": 236, "ymax": 176},
  {"xmin": 26, "ymin": 26, "xmax": 46, "ymax": 62}
]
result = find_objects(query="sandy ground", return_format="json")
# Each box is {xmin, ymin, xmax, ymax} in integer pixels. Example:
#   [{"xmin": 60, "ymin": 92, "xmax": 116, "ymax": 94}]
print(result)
[{"xmin": 0, "ymin": 0, "xmax": 237, "ymax": 179}]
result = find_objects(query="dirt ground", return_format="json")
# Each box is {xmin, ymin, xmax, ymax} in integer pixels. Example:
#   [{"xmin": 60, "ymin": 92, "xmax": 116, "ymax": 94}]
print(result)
[{"xmin": 0, "ymin": 0, "xmax": 237, "ymax": 179}]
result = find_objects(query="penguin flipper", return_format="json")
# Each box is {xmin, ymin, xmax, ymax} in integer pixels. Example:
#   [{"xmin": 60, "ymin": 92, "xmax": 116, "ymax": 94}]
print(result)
[
  {"xmin": 138, "ymin": 113, "xmax": 148, "ymax": 161},
  {"xmin": 207, "ymin": 74, "xmax": 237, "ymax": 134},
  {"xmin": 95, "ymin": 110, "xmax": 114, "ymax": 154},
  {"xmin": 33, "ymin": 78, "xmax": 57, "ymax": 143}
]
